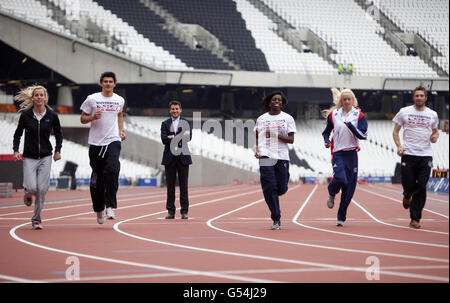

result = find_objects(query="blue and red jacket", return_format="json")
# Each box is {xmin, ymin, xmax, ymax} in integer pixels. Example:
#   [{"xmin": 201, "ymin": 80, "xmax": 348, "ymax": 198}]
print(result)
[{"xmin": 322, "ymin": 106, "xmax": 368, "ymax": 154}]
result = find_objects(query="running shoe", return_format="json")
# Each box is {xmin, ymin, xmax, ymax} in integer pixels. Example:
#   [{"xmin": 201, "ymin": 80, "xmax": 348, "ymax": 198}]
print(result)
[
  {"xmin": 408, "ymin": 220, "xmax": 421, "ymax": 229},
  {"xmin": 32, "ymin": 222, "xmax": 42, "ymax": 230},
  {"xmin": 327, "ymin": 195, "xmax": 335, "ymax": 209},
  {"xmin": 271, "ymin": 221, "xmax": 281, "ymax": 230},
  {"xmin": 336, "ymin": 220, "xmax": 345, "ymax": 227},
  {"xmin": 96, "ymin": 210, "xmax": 105, "ymax": 224},
  {"xmin": 106, "ymin": 207, "xmax": 115, "ymax": 220}
]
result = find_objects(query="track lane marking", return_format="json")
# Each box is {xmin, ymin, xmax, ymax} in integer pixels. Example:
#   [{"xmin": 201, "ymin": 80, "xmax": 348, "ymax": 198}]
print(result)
[
  {"xmin": 357, "ymin": 187, "xmax": 449, "ymax": 219},
  {"xmin": 9, "ymin": 188, "xmax": 278, "ymax": 283},
  {"xmin": 291, "ymin": 186, "xmax": 448, "ymax": 248}
]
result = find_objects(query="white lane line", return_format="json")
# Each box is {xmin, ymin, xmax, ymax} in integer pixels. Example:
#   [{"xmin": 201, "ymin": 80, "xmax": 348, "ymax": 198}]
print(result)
[
  {"xmin": 203, "ymin": 185, "xmax": 448, "ymax": 281},
  {"xmin": 0, "ymin": 274, "xmax": 45, "ymax": 283},
  {"xmin": 36, "ymin": 264, "xmax": 450, "ymax": 283},
  {"xmin": 367, "ymin": 184, "xmax": 449, "ymax": 203},
  {"xmin": 206, "ymin": 184, "xmax": 448, "ymax": 263},
  {"xmin": 0, "ymin": 185, "xmax": 247, "ymax": 218},
  {"xmin": 357, "ymin": 187, "xmax": 449, "ymax": 219},
  {"xmin": 0, "ymin": 184, "xmax": 239, "ymax": 210},
  {"xmin": 352, "ymin": 199, "xmax": 449, "ymax": 236},
  {"xmin": 291, "ymin": 187, "xmax": 448, "ymax": 248},
  {"xmin": 9, "ymin": 189, "xmax": 278, "ymax": 283}
]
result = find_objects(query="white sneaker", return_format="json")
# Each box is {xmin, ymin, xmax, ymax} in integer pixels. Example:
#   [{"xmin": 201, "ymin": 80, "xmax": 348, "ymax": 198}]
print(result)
[
  {"xmin": 327, "ymin": 195, "xmax": 335, "ymax": 209},
  {"xmin": 336, "ymin": 220, "xmax": 345, "ymax": 227},
  {"xmin": 32, "ymin": 222, "xmax": 43, "ymax": 230},
  {"xmin": 106, "ymin": 207, "xmax": 115, "ymax": 220},
  {"xmin": 270, "ymin": 221, "xmax": 281, "ymax": 230},
  {"xmin": 96, "ymin": 210, "xmax": 105, "ymax": 224}
]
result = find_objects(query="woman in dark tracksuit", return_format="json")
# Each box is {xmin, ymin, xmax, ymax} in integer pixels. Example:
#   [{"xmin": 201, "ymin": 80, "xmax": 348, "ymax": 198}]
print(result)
[
  {"xmin": 254, "ymin": 91, "xmax": 296, "ymax": 230},
  {"xmin": 322, "ymin": 88, "xmax": 368, "ymax": 227},
  {"xmin": 13, "ymin": 85, "xmax": 63, "ymax": 230}
]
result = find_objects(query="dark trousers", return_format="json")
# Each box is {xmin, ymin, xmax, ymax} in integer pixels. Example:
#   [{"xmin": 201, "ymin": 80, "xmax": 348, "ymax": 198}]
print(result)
[
  {"xmin": 165, "ymin": 157, "xmax": 189, "ymax": 215},
  {"xmin": 401, "ymin": 155, "xmax": 432, "ymax": 221},
  {"xmin": 89, "ymin": 141, "xmax": 121, "ymax": 212},
  {"xmin": 328, "ymin": 150, "xmax": 358, "ymax": 222},
  {"xmin": 259, "ymin": 158, "xmax": 290, "ymax": 223}
]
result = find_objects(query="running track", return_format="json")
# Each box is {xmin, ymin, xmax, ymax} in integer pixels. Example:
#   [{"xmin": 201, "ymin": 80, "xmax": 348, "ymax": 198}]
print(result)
[{"xmin": 0, "ymin": 183, "xmax": 448, "ymax": 283}]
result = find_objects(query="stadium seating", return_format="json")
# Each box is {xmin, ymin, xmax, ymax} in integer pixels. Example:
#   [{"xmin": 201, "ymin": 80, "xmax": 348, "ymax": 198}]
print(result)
[
  {"xmin": 0, "ymin": 0, "xmax": 73, "ymax": 36},
  {"xmin": 376, "ymin": 0, "xmax": 449, "ymax": 74},
  {"xmin": 1, "ymin": 0, "xmax": 446, "ymax": 76},
  {"xmin": 260, "ymin": 0, "xmax": 440, "ymax": 78},
  {"xmin": 233, "ymin": 0, "xmax": 335, "ymax": 75},
  {"xmin": 0, "ymin": 114, "xmax": 157, "ymax": 181},
  {"xmin": 151, "ymin": 0, "xmax": 269, "ymax": 71}
]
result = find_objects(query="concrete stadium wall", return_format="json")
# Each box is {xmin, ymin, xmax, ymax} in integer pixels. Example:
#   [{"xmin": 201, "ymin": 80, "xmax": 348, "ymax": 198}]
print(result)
[{"xmin": 2, "ymin": 11, "xmax": 448, "ymax": 91}]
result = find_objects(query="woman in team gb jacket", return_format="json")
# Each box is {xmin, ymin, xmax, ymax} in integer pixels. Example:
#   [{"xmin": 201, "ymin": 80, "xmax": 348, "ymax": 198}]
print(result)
[
  {"xmin": 13, "ymin": 85, "xmax": 63, "ymax": 230},
  {"xmin": 321, "ymin": 88, "xmax": 368, "ymax": 227}
]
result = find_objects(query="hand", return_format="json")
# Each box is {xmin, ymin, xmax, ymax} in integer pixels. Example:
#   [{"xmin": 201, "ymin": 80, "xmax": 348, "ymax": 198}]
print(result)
[
  {"xmin": 168, "ymin": 135, "xmax": 174, "ymax": 139},
  {"xmin": 53, "ymin": 152, "xmax": 61, "ymax": 162},
  {"xmin": 254, "ymin": 149, "xmax": 261, "ymax": 159},
  {"xmin": 183, "ymin": 131, "xmax": 190, "ymax": 135},
  {"xmin": 92, "ymin": 109, "xmax": 102, "ymax": 121},
  {"xmin": 430, "ymin": 135, "xmax": 438, "ymax": 143},
  {"xmin": 14, "ymin": 152, "xmax": 22, "ymax": 161},
  {"xmin": 397, "ymin": 146, "xmax": 405, "ymax": 157},
  {"xmin": 120, "ymin": 130, "xmax": 126, "ymax": 141},
  {"xmin": 325, "ymin": 142, "xmax": 331, "ymax": 148},
  {"xmin": 266, "ymin": 130, "xmax": 278, "ymax": 138}
]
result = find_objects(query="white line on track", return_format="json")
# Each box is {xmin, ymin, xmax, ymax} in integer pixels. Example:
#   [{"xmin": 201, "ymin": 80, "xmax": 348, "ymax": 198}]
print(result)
[
  {"xmin": 0, "ymin": 274, "xmax": 44, "ymax": 283},
  {"xmin": 116, "ymin": 193, "xmax": 449, "ymax": 281},
  {"xmin": 0, "ymin": 185, "xmax": 246, "ymax": 218},
  {"xmin": 357, "ymin": 187, "xmax": 449, "ymax": 219},
  {"xmin": 367, "ymin": 184, "xmax": 449, "ymax": 204},
  {"xmin": 7, "ymin": 185, "xmax": 449, "ymax": 282},
  {"xmin": 33, "ymin": 265, "xmax": 450, "ymax": 283},
  {"xmin": 291, "ymin": 186, "xmax": 448, "ymax": 248},
  {"xmin": 8, "ymin": 187, "xmax": 279, "ymax": 283},
  {"xmin": 206, "ymin": 185, "xmax": 448, "ymax": 262},
  {"xmin": 352, "ymin": 199, "xmax": 449, "ymax": 236}
]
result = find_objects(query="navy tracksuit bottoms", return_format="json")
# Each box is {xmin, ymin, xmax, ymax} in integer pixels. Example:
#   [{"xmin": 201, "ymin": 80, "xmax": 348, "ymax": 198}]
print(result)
[
  {"xmin": 259, "ymin": 158, "xmax": 290, "ymax": 224},
  {"xmin": 328, "ymin": 150, "xmax": 358, "ymax": 222}
]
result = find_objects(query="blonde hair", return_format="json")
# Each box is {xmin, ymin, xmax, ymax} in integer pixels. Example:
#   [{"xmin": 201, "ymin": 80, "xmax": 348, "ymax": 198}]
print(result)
[
  {"xmin": 321, "ymin": 88, "xmax": 358, "ymax": 118},
  {"xmin": 14, "ymin": 85, "xmax": 49, "ymax": 113}
]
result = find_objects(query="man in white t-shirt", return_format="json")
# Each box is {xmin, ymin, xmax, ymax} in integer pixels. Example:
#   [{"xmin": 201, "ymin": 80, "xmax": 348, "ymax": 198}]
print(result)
[
  {"xmin": 80, "ymin": 72, "xmax": 126, "ymax": 224},
  {"xmin": 254, "ymin": 91, "xmax": 296, "ymax": 230},
  {"xmin": 392, "ymin": 86, "xmax": 439, "ymax": 229}
]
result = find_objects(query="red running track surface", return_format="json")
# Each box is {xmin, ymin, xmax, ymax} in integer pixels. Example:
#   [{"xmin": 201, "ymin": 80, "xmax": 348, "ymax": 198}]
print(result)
[{"xmin": 0, "ymin": 183, "xmax": 448, "ymax": 283}]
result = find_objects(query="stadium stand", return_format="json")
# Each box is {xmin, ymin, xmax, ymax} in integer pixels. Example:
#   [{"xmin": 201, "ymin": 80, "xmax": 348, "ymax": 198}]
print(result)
[
  {"xmin": 49, "ymin": 0, "xmax": 190, "ymax": 70},
  {"xmin": 150, "ymin": 0, "xmax": 269, "ymax": 71},
  {"xmin": 376, "ymin": 0, "xmax": 449, "ymax": 75},
  {"xmin": 234, "ymin": 0, "xmax": 335, "ymax": 74},
  {"xmin": 93, "ymin": 0, "xmax": 235, "ymax": 70},
  {"xmin": 260, "ymin": 0, "xmax": 440, "ymax": 78},
  {"xmin": 0, "ymin": 0, "xmax": 73, "ymax": 36},
  {"xmin": 0, "ymin": 114, "xmax": 157, "ymax": 181},
  {"xmin": 1, "ymin": 0, "xmax": 447, "ymax": 77}
]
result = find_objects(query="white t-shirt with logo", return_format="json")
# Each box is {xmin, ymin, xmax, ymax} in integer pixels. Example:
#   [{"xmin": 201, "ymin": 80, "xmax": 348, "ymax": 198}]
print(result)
[
  {"xmin": 80, "ymin": 92, "xmax": 125, "ymax": 146},
  {"xmin": 392, "ymin": 105, "xmax": 439, "ymax": 157},
  {"xmin": 254, "ymin": 111, "xmax": 296, "ymax": 160}
]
